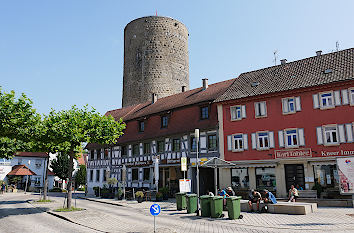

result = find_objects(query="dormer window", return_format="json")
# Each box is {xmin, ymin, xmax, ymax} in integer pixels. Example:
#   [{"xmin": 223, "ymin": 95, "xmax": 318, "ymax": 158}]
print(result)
[
  {"xmin": 161, "ymin": 116, "xmax": 168, "ymax": 128},
  {"xmin": 139, "ymin": 121, "xmax": 145, "ymax": 132},
  {"xmin": 200, "ymin": 106, "xmax": 209, "ymax": 120}
]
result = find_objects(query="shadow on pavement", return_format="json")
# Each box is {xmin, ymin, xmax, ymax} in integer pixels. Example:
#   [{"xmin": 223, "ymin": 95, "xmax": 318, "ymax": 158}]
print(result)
[
  {"xmin": 283, "ymin": 223, "xmax": 335, "ymax": 226},
  {"xmin": 0, "ymin": 200, "xmax": 28, "ymax": 205},
  {"xmin": 0, "ymin": 207, "xmax": 50, "ymax": 219}
]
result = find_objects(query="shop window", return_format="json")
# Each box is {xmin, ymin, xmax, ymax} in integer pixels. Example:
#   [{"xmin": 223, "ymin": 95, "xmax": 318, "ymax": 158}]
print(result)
[
  {"xmin": 230, "ymin": 105, "xmax": 246, "ymax": 120},
  {"xmin": 157, "ymin": 140, "xmax": 164, "ymax": 153},
  {"xmin": 139, "ymin": 121, "xmax": 145, "ymax": 132},
  {"xmin": 90, "ymin": 150, "xmax": 94, "ymax": 160},
  {"xmin": 90, "ymin": 170, "xmax": 93, "ymax": 181},
  {"xmin": 121, "ymin": 146, "xmax": 127, "ymax": 157},
  {"xmin": 132, "ymin": 169, "xmax": 139, "ymax": 181},
  {"xmin": 172, "ymin": 138, "xmax": 180, "ymax": 152},
  {"xmin": 96, "ymin": 170, "xmax": 100, "ymax": 182},
  {"xmin": 103, "ymin": 169, "xmax": 106, "ymax": 181},
  {"xmin": 190, "ymin": 136, "xmax": 197, "ymax": 152},
  {"xmin": 257, "ymin": 132, "xmax": 269, "ymax": 150},
  {"xmin": 143, "ymin": 168, "xmax": 150, "ymax": 181},
  {"xmin": 320, "ymin": 92, "xmax": 334, "ymax": 109},
  {"xmin": 133, "ymin": 144, "xmax": 139, "ymax": 156},
  {"xmin": 232, "ymin": 134, "xmax": 244, "ymax": 152},
  {"xmin": 161, "ymin": 116, "xmax": 168, "ymax": 128},
  {"xmin": 256, "ymin": 167, "xmax": 276, "ymax": 192},
  {"xmin": 104, "ymin": 148, "xmax": 109, "ymax": 159},
  {"xmin": 208, "ymin": 134, "xmax": 217, "ymax": 151},
  {"xmin": 313, "ymin": 165, "xmax": 339, "ymax": 189},
  {"xmin": 200, "ymin": 106, "xmax": 209, "ymax": 120},
  {"xmin": 144, "ymin": 142, "xmax": 151, "ymax": 154},
  {"xmin": 231, "ymin": 168, "xmax": 249, "ymax": 190},
  {"xmin": 254, "ymin": 101, "xmax": 267, "ymax": 118},
  {"xmin": 285, "ymin": 129, "xmax": 298, "ymax": 148},
  {"xmin": 324, "ymin": 126, "xmax": 339, "ymax": 145}
]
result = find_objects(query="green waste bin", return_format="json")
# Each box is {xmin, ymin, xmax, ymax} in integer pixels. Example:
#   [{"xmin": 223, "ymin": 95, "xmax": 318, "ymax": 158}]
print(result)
[
  {"xmin": 200, "ymin": 195, "xmax": 212, "ymax": 217},
  {"xmin": 186, "ymin": 194, "xmax": 198, "ymax": 214},
  {"xmin": 226, "ymin": 196, "xmax": 242, "ymax": 219},
  {"xmin": 176, "ymin": 192, "xmax": 187, "ymax": 210},
  {"xmin": 210, "ymin": 196, "xmax": 223, "ymax": 218}
]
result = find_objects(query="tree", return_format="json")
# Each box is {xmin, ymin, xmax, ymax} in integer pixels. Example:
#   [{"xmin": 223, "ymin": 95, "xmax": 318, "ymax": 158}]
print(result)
[
  {"xmin": 50, "ymin": 153, "xmax": 71, "ymax": 182},
  {"xmin": 75, "ymin": 164, "xmax": 86, "ymax": 187},
  {"xmin": 43, "ymin": 105, "xmax": 125, "ymax": 208}
]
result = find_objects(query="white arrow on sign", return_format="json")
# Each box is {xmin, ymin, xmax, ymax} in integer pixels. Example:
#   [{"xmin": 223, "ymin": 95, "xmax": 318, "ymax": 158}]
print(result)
[{"xmin": 152, "ymin": 205, "xmax": 159, "ymax": 213}]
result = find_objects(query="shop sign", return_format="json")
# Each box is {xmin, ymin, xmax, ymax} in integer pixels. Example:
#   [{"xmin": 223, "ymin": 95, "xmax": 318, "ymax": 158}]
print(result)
[
  {"xmin": 125, "ymin": 161, "xmax": 152, "ymax": 167},
  {"xmin": 274, "ymin": 148, "xmax": 312, "ymax": 159},
  {"xmin": 161, "ymin": 158, "xmax": 180, "ymax": 165},
  {"xmin": 181, "ymin": 157, "xmax": 187, "ymax": 171},
  {"xmin": 320, "ymin": 150, "xmax": 354, "ymax": 157},
  {"xmin": 337, "ymin": 157, "xmax": 354, "ymax": 194}
]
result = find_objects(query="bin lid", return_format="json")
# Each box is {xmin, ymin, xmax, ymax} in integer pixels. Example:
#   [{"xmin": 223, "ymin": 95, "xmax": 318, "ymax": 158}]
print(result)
[
  {"xmin": 186, "ymin": 194, "xmax": 197, "ymax": 197},
  {"xmin": 176, "ymin": 192, "xmax": 186, "ymax": 195},
  {"xmin": 226, "ymin": 196, "xmax": 242, "ymax": 200},
  {"xmin": 200, "ymin": 195, "xmax": 211, "ymax": 199},
  {"xmin": 212, "ymin": 196, "xmax": 223, "ymax": 200}
]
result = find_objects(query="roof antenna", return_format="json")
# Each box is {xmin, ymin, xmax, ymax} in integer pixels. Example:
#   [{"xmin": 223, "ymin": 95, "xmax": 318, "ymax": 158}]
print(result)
[
  {"xmin": 336, "ymin": 41, "xmax": 339, "ymax": 52},
  {"xmin": 273, "ymin": 50, "xmax": 278, "ymax": 66}
]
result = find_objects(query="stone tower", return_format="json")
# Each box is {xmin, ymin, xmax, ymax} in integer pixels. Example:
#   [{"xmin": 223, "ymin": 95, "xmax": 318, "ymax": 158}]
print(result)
[{"xmin": 122, "ymin": 16, "xmax": 189, "ymax": 107}]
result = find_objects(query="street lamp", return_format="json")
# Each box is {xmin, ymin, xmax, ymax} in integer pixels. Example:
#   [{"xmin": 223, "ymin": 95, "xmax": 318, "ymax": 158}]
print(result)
[
  {"xmin": 25, "ymin": 160, "xmax": 31, "ymax": 194},
  {"xmin": 195, "ymin": 128, "xmax": 200, "ymax": 216}
]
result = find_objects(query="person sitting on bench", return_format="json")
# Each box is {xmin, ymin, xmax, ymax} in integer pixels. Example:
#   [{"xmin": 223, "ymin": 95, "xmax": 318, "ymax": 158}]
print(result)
[
  {"xmin": 248, "ymin": 189, "xmax": 262, "ymax": 212},
  {"xmin": 288, "ymin": 185, "xmax": 299, "ymax": 202},
  {"xmin": 263, "ymin": 189, "xmax": 277, "ymax": 204}
]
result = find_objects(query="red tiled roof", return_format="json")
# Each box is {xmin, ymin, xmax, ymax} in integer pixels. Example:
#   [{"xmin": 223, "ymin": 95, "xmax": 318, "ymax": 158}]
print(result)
[
  {"xmin": 7, "ymin": 165, "xmax": 36, "ymax": 176},
  {"xmin": 15, "ymin": 152, "xmax": 48, "ymax": 158},
  {"xmin": 76, "ymin": 153, "xmax": 87, "ymax": 166}
]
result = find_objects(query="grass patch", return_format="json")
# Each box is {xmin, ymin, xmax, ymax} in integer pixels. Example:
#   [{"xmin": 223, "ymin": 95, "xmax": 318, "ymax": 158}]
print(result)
[
  {"xmin": 36, "ymin": 199, "xmax": 54, "ymax": 203},
  {"xmin": 54, "ymin": 207, "xmax": 83, "ymax": 212}
]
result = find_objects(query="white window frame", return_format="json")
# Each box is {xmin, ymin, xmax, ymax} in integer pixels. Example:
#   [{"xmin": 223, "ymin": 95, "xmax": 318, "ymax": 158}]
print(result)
[
  {"xmin": 282, "ymin": 97, "xmax": 296, "ymax": 114},
  {"xmin": 232, "ymin": 134, "xmax": 244, "ymax": 152},
  {"xmin": 256, "ymin": 131, "xmax": 270, "ymax": 150},
  {"xmin": 319, "ymin": 91, "xmax": 334, "ymax": 109},
  {"xmin": 254, "ymin": 101, "xmax": 267, "ymax": 118},
  {"xmin": 349, "ymin": 88, "xmax": 354, "ymax": 106},
  {"xmin": 284, "ymin": 128, "xmax": 299, "ymax": 148},
  {"xmin": 323, "ymin": 125, "xmax": 340, "ymax": 146},
  {"xmin": 230, "ymin": 105, "xmax": 242, "ymax": 120}
]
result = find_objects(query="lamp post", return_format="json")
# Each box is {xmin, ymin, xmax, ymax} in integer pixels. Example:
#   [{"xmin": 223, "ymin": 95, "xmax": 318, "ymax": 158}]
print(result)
[
  {"xmin": 195, "ymin": 128, "xmax": 200, "ymax": 216},
  {"xmin": 24, "ymin": 160, "xmax": 31, "ymax": 194}
]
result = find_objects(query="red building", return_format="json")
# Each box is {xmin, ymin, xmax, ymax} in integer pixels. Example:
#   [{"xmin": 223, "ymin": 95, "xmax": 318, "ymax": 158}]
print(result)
[{"xmin": 216, "ymin": 49, "xmax": 354, "ymax": 198}]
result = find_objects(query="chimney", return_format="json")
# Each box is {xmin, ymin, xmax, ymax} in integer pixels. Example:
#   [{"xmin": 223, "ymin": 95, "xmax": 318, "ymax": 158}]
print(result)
[
  {"xmin": 152, "ymin": 93, "xmax": 158, "ymax": 104},
  {"xmin": 202, "ymin": 78, "xmax": 208, "ymax": 90},
  {"xmin": 280, "ymin": 59, "xmax": 287, "ymax": 65},
  {"xmin": 316, "ymin": 50, "xmax": 322, "ymax": 56},
  {"xmin": 182, "ymin": 86, "xmax": 186, "ymax": 92}
]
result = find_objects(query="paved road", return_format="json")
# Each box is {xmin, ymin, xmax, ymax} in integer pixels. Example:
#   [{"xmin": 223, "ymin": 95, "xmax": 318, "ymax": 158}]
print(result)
[{"xmin": 0, "ymin": 193, "xmax": 97, "ymax": 233}]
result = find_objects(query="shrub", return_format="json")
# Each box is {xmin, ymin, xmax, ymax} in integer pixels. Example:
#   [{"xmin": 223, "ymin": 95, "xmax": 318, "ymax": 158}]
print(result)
[
  {"xmin": 156, "ymin": 192, "xmax": 163, "ymax": 198},
  {"xmin": 77, "ymin": 187, "xmax": 85, "ymax": 191},
  {"xmin": 135, "ymin": 191, "xmax": 144, "ymax": 198},
  {"xmin": 49, "ymin": 187, "xmax": 63, "ymax": 192},
  {"xmin": 159, "ymin": 187, "xmax": 168, "ymax": 194}
]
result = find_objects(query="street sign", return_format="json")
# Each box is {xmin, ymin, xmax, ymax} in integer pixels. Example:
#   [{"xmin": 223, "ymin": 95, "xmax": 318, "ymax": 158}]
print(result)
[
  {"xmin": 150, "ymin": 204, "xmax": 161, "ymax": 216},
  {"xmin": 181, "ymin": 157, "xmax": 187, "ymax": 171},
  {"xmin": 179, "ymin": 179, "xmax": 191, "ymax": 193}
]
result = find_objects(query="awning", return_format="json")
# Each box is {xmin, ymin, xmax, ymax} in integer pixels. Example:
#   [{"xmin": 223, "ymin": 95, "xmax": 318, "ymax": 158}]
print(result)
[
  {"xmin": 201, "ymin": 157, "xmax": 237, "ymax": 168},
  {"xmin": 233, "ymin": 163, "xmax": 276, "ymax": 168},
  {"xmin": 310, "ymin": 160, "xmax": 336, "ymax": 166},
  {"xmin": 7, "ymin": 165, "xmax": 36, "ymax": 176}
]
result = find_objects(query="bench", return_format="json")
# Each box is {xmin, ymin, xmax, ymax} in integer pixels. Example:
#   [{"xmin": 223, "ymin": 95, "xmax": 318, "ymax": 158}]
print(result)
[
  {"xmin": 240, "ymin": 200, "xmax": 317, "ymax": 215},
  {"xmin": 298, "ymin": 190, "xmax": 317, "ymax": 198}
]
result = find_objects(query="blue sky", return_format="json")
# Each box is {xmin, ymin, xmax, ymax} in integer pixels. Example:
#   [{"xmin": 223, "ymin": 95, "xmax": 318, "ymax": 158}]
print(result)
[{"xmin": 1, "ymin": 0, "xmax": 353, "ymax": 114}]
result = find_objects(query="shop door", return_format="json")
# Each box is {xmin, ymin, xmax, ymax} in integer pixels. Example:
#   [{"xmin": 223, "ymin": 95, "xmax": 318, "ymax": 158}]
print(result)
[
  {"xmin": 284, "ymin": 164, "xmax": 305, "ymax": 191},
  {"xmin": 199, "ymin": 168, "xmax": 215, "ymax": 195}
]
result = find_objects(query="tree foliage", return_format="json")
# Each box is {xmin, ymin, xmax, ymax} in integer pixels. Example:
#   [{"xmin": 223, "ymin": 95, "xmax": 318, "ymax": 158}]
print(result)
[
  {"xmin": 50, "ymin": 153, "xmax": 71, "ymax": 180},
  {"xmin": 75, "ymin": 164, "xmax": 86, "ymax": 186}
]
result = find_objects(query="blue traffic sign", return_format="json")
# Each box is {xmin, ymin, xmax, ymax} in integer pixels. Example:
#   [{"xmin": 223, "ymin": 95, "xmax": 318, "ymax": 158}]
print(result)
[{"xmin": 150, "ymin": 204, "xmax": 161, "ymax": 216}]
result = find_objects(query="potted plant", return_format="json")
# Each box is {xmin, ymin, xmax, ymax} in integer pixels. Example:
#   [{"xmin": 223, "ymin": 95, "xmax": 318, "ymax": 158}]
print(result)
[
  {"xmin": 135, "ymin": 191, "xmax": 144, "ymax": 203},
  {"xmin": 116, "ymin": 188, "xmax": 123, "ymax": 200},
  {"xmin": 155, "ymin": 192, "xmax": 163, "ymax": 202},
  {"xmin": 159, "ymin": 187, "xmax": 169, "ymax": 200}
]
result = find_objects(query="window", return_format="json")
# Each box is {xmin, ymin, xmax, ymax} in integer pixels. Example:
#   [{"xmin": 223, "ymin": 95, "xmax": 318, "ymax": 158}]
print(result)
[
  {"xmin": 324, "ymin": 126, "xmax": 339, "ymax": 145},
  {"xmin": 97, "ymin": 149, "xmax": 101, "ymax": 159},
  {"xmin": 257, "ymin": 132, "xmax": 269, "ymax": 150},
  {"xmin": 157, "ymin": 140, "xmax": 164, "ymax": 153},
  {"xmin": 90, "ymin": 150, "xmax": 94, "ymax": 160},
  {"xmin": 104, "ymin": 148, "xmax": 109, "ymax": 159},
  {"xmin": 314, "ymin": 165, "xmax": 339, "ymax": 189},
  {"xmin": 190, "ymin": 136, "xmax": 197, "ymax": 152},
  {"xmin": 35, "ymin": 159, "xmax": 41, "ymax": 167},
  {"xmin": 230, "ymin": 105, "xmax": 245, "ymax": 120},
  {"xmin": 231, "ymin": 168, "xmax": 249, "ymax": 190},
  {"xmin": 132, "ymin": 169, "xmax": 138, "ymax": 181},
  {"xmin": 143, "ymin": 168, "xmax": 150, "ymax": 181},
  {"xmin": 282, "ymin": 97, "xmax": 295, "ymax": 114},
  {"xmin": 139, "ymin": 121, "xmax": 145, "ymax": 132},
  {"xmin": 200, "ymin": 106, "xmax": 209, "ymax": 119},
  {"xmin": 34, "ymin": 177, "xmax": 41, "ymax": 186},
  {"xmin": 18, "ymin": 159, "xmax": 22, "ymax": 165},
  {"xmin": 172, "ymin": 138, "xmax": 180, "ymax": 152},
  {"xmin": 320, "ymin": 92, "xmax": 334, "ymax": 109},
  {"xmin": 144, "ymin": 142, "xmax": 151, "ymax": 154},
  {"xmin": 254, "ymin": 101, "xmax": 267, "ymax": 117},
  {"xmin": 208, "ymin": 134, "xmax": 217, "ymax": 151},
  {"xmin": 90, "ymin": 170, "xmax": 93, "ymax": 181},
  {"xmin": 96, "ymin": 170, "xmax": 100, "ymax": 182},
  {"xmin": 350, "ymin": 88, "xmax": 354, "ymax": 105},
  {"xmin": 285, "ymin": 129, "xmax": 298, "ymax": 147},
  {"xmin": 103, "ymin": 169, "xmax": 106, "ymax": 181},
  {"xmin": 232, "ymin": 134, "xmax": 244, "ymax": 151},
  {"xmin": 256, "ymin": 167, "xmax": 276, "ymax": 192},
  {"xmin": 121, "ymin": 146, "xmax": 127, "ymax": 157},
  {"xmin": 161, "ymin": 116, "xmax": 168, "ymax": 128},
  {"xmin": 133, "ymin": 144, "xmax": 139, "ymax": 156}
]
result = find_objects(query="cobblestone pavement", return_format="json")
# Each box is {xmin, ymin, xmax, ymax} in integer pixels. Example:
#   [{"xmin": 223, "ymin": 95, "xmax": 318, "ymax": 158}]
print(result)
[{"xmin": 1, "ymin": 192, "xmax": 353, "ymax": 233}]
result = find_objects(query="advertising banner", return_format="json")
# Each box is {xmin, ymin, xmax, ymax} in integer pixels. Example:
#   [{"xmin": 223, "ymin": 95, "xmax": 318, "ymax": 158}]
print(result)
[{"xmin": 337, "ymin": 157, "xmax": 354, "ymax": 194}]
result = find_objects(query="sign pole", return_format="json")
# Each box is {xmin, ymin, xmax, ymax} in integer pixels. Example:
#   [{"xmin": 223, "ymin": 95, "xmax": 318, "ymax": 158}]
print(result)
[
  {"xmin": 154, "ymin": 215, "xmax": 156, "ymax": 233},
  {"xmin": 195, "ymin": 129, "xmax": 200, "ymax": 216}
]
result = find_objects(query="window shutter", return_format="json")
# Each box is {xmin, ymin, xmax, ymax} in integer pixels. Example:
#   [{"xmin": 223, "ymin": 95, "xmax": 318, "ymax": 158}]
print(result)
[
  {"xmin": 282, "ymin": 99, "xmax": 288, "ymax": 113},
  {"xmin": 260, "ymin": 102, "xmax": 266, "ymax": 116},
  {"xmin": 342, "ymin": 89, "xmax": 349, "ymax": 105},
  {"xmin": 255, "ymin": 103, "xmax": 260, "ymax": 117},
  {"xmin": 345, "ymin": 124, "xmax": 354, "ymax": 142},
  {"xmin": 298, "ymin": 128, "xmax": 305, "ymax": 146},
  {"xmin": 230, "ymin": 107, "xmax": 235, "ymax": 120},
  {"xmin": 295, "ymin": 97, "xmax": 301, "ymax": 111},
  {"xmin": 316, "ymin": 127, "xmax": 323, "ymax": 145},
  {"xmin": 243, "ymin": 134, "xmax": 248, "ymax": 150},
  {"xmin": 227, "ymin": 135, "xmax": 232, "ymax": 151},
  {"xmin": 278, "ymin": 130, "xmax": 284, "ymax": 147},
  {"xmin": 241, "ymin": 105, "xmax": 246, "ymax": 118},
  {"xmin": 338, "ymin": 125, "xmax": 346, "ymax": 143},
  {"xmin": 251, "ymin": 133, "xmax": 257, "ymax": 149},
  {"xmin": 334, "ymin": 91, "xmax": 341, "ymax": 106},
  {"xmin": 269, "ymin": 131, "xmax": 275, "ymax": 148},
  {"xmin": 313, "ymin": 94, "xmax": 319, "ymax": 109}
]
